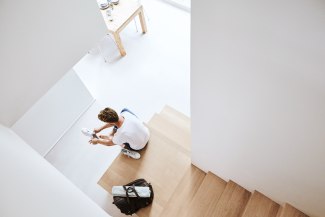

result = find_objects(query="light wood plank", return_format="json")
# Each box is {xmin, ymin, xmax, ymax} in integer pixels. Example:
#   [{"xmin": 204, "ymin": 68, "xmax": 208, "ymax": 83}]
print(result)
[
  {"xmin": 205, "ymin": 180, "xmax": 251, "ymax": 217},
  {"xmin": 277, "ymin": 203, "xmax": 309, "ymax": 217},
  {"xmin": 138, "ymin": 7, "xmax": 147, "ymax": 33},
  {"xmin": 98, "ymin": 126, "xmax": 191, "ymax": 217},
  {"xmin": 185, "ymin": 172, "xmax": 227, "ymax": 217},
  {"xmin": 276, "ymin": 206, "xmax": 283, "ymax": 217},
  {"xmin": 241, "ymin": 191, "xmax": 280, "ymax": 217},
  {"xmin": 160, "ymin": 105, "xmax": 190, "ymax": 126},
  {"xmin": 112, "ymin": 32, "xmax": 126, "ymax": 56},
  {"xmin": 159, "ymin": 164, "xmax": 206, "ymax": 217},
  {"xmin": 148, "ymin": 113, "xmax": 190, "ymax": 154}
]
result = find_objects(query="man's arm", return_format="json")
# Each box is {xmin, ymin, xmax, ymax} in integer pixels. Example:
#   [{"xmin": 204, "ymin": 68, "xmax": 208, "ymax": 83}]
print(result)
[
  {"xmin": 89, "ymin": 137, "xmax": 115, "ymax": 146},
  {"xmin": 110, "ymin": 127, "xmax": 117, "ymax": 136},
  {"xmin": 94, "ymin": 123, "xmax": 115, "ymax": 134}
]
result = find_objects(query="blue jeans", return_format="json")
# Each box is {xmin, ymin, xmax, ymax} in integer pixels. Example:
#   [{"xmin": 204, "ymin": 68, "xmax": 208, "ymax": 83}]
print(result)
[{"xmin": 121, "ymin": 108, "xmax": 138, "ymax": 118}]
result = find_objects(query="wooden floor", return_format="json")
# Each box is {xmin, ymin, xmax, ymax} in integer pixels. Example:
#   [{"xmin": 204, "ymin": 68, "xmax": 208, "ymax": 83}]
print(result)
[{"xmin": 98, "ymin": 105, "xmax": 310, "ymax": 217}]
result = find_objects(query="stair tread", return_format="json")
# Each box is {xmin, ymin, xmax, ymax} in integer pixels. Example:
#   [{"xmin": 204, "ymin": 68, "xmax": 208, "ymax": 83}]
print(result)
[
  {"xmin": 277, "ymin": 203, "xmax": 309, "ymax": 217},
  {"xmin": 160, "ymin": 105, "xmax": 190, "ymax": 124},
  {"xmin": 159, "ymin": 165, "xmax": 206, "ymax": 217},
  {"xmin": 205, "ymin": 180, "xmax": 251, "ymax": 217},
  {"xmin": 186, "ymin": 172, "xmax": 227, "ymax": 217},
  {"xmin": 98, "ymin": 126, "xmax": 191, "ymax": 217},
  {"xmin": 241, "ymin": 191, "xmax": 280, "ymax": 217},
  {"xmin": 148, "ymin": 113, "xmax": 190, "ymax": 153}
]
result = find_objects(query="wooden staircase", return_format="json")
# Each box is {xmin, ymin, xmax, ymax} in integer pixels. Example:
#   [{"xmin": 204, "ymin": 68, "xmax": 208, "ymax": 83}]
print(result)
[{"xmin": 98, "ymin": 105, "xmax": 309, "ymax": 217}]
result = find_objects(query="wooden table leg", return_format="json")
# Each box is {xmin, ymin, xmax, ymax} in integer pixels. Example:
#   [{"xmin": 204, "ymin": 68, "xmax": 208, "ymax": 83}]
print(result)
[
  {"xmin": 139, "ymin": 7, "xmax": 147, "ymax": 34},
  {"xmin": 113, "ymin": 32, "xmax": 126, "ymax": 56}
]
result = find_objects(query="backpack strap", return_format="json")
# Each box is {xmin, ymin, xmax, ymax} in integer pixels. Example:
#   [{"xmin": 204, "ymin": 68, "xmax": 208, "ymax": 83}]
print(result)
[
  {"xmin": 123, "ymin": 185, "xmax": 139, "ymax": 213},
  {"xmin": 122, "ymin": 185, "xmax": 131, "ymax": 204},
  {"xmin": 129, "ymin": 185, "xmax": 140, "ymax": 198}
]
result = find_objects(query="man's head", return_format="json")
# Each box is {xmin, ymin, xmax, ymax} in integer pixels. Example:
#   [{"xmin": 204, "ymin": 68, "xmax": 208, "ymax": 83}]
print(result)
[{"xmin": 98, "ymin": 107, "xmax": 119, "ymax": 123}]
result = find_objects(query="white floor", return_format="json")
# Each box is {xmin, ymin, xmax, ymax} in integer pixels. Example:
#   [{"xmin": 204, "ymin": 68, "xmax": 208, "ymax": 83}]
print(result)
[{"xmin": 45, "ymin": 0, "xmax": 189, "ymax": 215}]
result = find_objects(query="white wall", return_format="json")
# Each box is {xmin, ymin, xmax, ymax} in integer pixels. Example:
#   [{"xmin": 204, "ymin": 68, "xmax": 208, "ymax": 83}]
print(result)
[
  {"xmin": 12, "ymin": 69, "xmax": 94, "ymax": 156},
  {"xmin": 0, "ymin": 0, "xmax": 107, "ymax": 127},
  {"xmin": 191, "ymin": 0, "xmax": 325, "ymax": 216},
  {"xmin": 0, "ymin": 124, "xmax": 111, "ymax": 217}
]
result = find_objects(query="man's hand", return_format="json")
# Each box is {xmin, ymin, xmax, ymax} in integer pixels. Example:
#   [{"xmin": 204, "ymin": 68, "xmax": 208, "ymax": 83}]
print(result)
[
  {"xmin": 89, "ymin": 138, "xmax": 99, "ymax": 145},
  {"xmin": 89, "ymin": 136, "xmax": 115, "ymax": 146},
  {"xmin": 93, "ymin": 128, "xmax": 101, "ymax": 134}
]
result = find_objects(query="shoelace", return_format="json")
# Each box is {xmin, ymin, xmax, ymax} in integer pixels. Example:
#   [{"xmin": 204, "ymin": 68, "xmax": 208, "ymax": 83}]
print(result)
[
  {"xmin": 127, "ymin": 150, "xmax": 135, "ymax": 157},
  {"xmin": 123, "ymin": 149, "xmax": 134, "ymax": 156}
]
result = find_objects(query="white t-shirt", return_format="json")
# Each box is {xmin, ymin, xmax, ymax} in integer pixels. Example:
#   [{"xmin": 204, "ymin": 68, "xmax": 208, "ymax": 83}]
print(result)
[{"xmin": 112, "ymin": 112, "xmax": 150, "ymax": 150}]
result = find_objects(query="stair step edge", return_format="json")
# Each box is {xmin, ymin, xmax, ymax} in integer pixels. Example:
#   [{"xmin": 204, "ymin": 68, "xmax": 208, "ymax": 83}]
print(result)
[
  {"xmin": 241, "ymin": 190, "xmax": 280, "ymax": 217},
  {"xmin": 204, "ymin": 180, "xmax": 251, "ymax": 217},
  {"xmin": 159, "ymin": 165, "xmax": 206, "ymax": 217},
  {"xmin": 185, "ymin": 171, "xmax": 227, "ymax": 217},
  {"xmin": 160, "ymin": 105, "xmax": 190, "ymax": 123}
]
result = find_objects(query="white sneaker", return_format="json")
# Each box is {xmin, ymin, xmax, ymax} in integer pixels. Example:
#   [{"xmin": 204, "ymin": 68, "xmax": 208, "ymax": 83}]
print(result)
[
  {"xmin": 121, "ymin": 148, "xmax": 141, "ymax": 160},
  {"xmin": 81, "ymin": 128, "xmax": 98, "ymax": 139}
]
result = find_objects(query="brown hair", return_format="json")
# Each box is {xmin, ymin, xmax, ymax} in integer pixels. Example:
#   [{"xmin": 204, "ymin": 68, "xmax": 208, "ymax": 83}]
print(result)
[{"xmin": 98, "ymin": 107, "xmax": 119, "ymax": 123}]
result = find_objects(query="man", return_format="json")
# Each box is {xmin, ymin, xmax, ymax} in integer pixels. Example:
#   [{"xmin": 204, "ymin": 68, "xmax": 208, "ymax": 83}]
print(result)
[{"xmin": 88, "ymin": 107, "xmax": 150, "ymax": 159}]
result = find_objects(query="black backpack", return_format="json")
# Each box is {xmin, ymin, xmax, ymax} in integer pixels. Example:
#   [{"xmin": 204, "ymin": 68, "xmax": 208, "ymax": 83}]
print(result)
[{"xmin": 112, "ymin": 178, "xmax": 154, "ymax": 215}]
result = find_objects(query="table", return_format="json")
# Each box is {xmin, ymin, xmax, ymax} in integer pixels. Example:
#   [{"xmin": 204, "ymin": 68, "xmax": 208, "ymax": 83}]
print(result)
[{"xmin": 100, "ymin": 0, "xmax": 147, "ymax": 56}]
